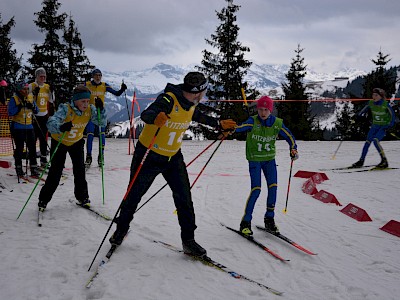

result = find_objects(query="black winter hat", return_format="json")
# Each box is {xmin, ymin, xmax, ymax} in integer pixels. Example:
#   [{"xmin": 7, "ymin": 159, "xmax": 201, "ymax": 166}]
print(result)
[
  {"xmin": 372, "ymin": 88, "xmax": 385, "ymax": 98},
  {"xmin": 182, "ymin": 72, "xmax": 208, "ymax": 93}
]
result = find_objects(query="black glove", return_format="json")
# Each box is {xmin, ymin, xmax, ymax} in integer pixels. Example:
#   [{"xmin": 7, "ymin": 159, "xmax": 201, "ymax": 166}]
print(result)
[
  {"xmin": 121, "ymin": 83, "xmax": 127, "ymax": 91},
  {"xmin": 33, "ymin": 86, "xmax": 40, "ymax": 96},
  {"xmin": 59, "ymin": 121, "xmax": 73, "ymax": 132},
  {"xmin": 25, "ymin": 102, "xmax": 34, "ymax": 110},
  {"xmin": 95, "ymin": 97, "xmax": 104, "ymax": 110}
]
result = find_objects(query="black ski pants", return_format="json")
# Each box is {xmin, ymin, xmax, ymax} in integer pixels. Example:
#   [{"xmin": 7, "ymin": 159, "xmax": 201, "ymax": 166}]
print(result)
[
  {"xmin": 118, "ymin": 142, "xmax": 197, "ymax": 241},
  {"xmin": 33, "ymin": 115, "xmax": 49, "ymax": 158},
  {"xmin": 39, "ymin": 138, "xmax": 89, "ymax": 205},
  {"xmin": 10, "ymin": 126, "xmax": 37, "ymax": 167}
]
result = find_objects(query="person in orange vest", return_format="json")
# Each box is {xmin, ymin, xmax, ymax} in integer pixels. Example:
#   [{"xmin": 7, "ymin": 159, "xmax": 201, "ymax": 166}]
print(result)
[
  {"xmin": 38, "ymin": 85, "xmax": 107, "ymax": 211},
  {"xmin": 8, "ymin": 81, "xmax": 39, "ymax": 177}
]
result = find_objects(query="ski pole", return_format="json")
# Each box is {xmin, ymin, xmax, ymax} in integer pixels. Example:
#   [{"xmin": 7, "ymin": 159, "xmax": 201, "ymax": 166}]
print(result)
[
  {"xmin": 97, "ymin": 107, "xmax": 105, "ymax": 205},
  {"xmin": 32, "ymin": 113, "xmax": 52, "ymax": 154},
  {"xmin": 16, "ymin": 132, "xmax": 66, "ymax": 220},
  {"xmin": 282, "ymin": 159, "xmax": 294, "ymax": 214},
  {"xmin": 135, "ymin": 137, "xmax": 220, "ymax": 214},
  {"xmin": 88, "ymin": 128, "xmax": 160, "ymax": 271},
  {"xmin": 331, "ymin": 140, "xmax": 343, "ymax": 160},
  {"xmin": 190, "ymin": 135, "xmax": 226, "ymax": 189}
]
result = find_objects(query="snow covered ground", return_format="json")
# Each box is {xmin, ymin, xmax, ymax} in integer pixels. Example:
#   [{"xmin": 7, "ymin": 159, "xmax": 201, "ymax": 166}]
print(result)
[{"xmin": 1, "ymin": 139, "xmax": 399, "ymax": 300}]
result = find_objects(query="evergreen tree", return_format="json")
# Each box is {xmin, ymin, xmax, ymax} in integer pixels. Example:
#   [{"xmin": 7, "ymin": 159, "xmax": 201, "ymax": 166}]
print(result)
[
  {"xmin": 197, "ymin": 0, "xmax": 258, "ymax": 140},
  {"xmin": 0, "ymin": 14, "xmax": 22, "ymax": 86},
  {"xmin": 63, "ymin": 14, "xmax": 93, "ymax": 98},
  {"xmin": 278, "ymin": 44, "xmax": 313, "ymax": 140},
  {"xmin": 27, "ymin": 0, "xmax": 67, "ymax": 104}
]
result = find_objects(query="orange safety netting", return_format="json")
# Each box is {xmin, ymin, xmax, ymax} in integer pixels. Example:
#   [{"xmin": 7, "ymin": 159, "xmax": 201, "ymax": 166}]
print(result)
[{"xmin": 0, "ymin": 104, "xmax": 13, "ymax": 157}]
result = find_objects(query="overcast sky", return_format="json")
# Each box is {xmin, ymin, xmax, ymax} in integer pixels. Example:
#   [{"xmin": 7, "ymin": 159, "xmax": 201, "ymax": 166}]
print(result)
[{"xmin": 2, "ymin": 0, "xmax": 400, "ymax": 74}]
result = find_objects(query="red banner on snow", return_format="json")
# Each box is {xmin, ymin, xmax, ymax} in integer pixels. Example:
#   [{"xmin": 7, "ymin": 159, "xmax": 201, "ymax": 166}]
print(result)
[
  {"xmin": 312, "ymin": 190, "xmax": 342, "ymax": 206},
  {"xmin": 0, "ymin": 160, "xmax": 12, "ymax": 168},
  {"xmin": 340, "ymin": 203, "xmax": 372, "ymax": 222},
  {"xmin": 301, "ymin": 178, "xmax": 318, "ymax": 195},
  {"xmin": 294, "ymin": 170, "xmax": 328, "ymax": 182},
  {"xmin": 380, "ymin": 220, "xmax": 400, "ymax": 238}
]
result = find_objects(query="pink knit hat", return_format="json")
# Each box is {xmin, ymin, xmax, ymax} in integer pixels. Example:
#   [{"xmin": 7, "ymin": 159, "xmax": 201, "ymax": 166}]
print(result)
[{"xmin": 257, "ymin": 96, "xmax": 273, "ymax": 112}]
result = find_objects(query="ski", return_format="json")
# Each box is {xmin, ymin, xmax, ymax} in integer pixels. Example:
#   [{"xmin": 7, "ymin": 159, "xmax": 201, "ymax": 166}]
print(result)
[
  {"xmin": 7, "ymin": 173, "xmax": 33, "ymax": 183},
  {"xmin": 86, "ymin": 245, "xmax": 118, "ymax": 288},
  {"xmin": 256, "ymin": 226, "xmax": 317, "ymax": 255},
  {"xmin": 75, "ymin": 202, "xmax": 112, "ymax": 221},
  {"xmin": 154, "ymin": 240, "xmax": 283, "ymax": 296},
  {"xmin": 221, "ymin": 223, "xmax": 289, "ymax": 262},
  {"xmin": 86, "ymin": 230, "xmax": 130, "ymax": 288},
  {"xmin": 319, "ymin": 165, "xmax": 375, "ymax": 171},
  {"xmin": 37, "ymin": 208, "xmax": 45, "ymax": 227},
  {"xmin": 334, "ymin": 167, "xmax": 399, "ymax": 173}
]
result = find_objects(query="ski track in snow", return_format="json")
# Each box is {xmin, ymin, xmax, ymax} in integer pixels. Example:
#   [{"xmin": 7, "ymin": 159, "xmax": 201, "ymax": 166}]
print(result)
[{"xmin": 1, "ymin": 139, "xmax": 399, "ymax": 299}]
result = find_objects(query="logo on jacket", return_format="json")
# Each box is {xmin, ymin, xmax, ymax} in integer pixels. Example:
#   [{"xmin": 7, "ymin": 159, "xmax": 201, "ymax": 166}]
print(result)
[{"xmin": 175, "ymin": 105, "xmax": 179, "ymax": 112}]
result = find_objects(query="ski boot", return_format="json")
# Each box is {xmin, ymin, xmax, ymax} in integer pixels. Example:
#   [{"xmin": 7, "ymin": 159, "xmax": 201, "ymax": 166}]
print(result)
[
  {"xmin": 239, "ymin": 220, "xmax": 253, "ymax": 236},
  {"xmin": 351, "ymin": 159, "xmax": 364, "ymax": 168},
  {"xmin": 376, "ymin": 158, "xmax": 388, "ymax": 169},
  {"xmin": 85, "ymin": 155, "xmax": 92, "ymax": 169},
  {"xmin": 264, "ymin": 217, "xmax": 279, "ymax": 234},
  {"xmin": 109, "ymin": 227, "xmax": 129, "ymax": 246},
  {"xmin": 182, "ymin": 239, "xmax": 207, "ymax": 257}
]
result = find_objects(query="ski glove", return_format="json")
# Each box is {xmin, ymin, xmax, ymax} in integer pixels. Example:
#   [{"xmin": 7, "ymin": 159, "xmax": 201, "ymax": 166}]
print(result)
[
  {"xmin": 25, "ymin": 102, "xmax": 34, "ymax": 110},
  {"xmin": 121, "ymin": 83, "xmax": 127, "ymax": 91},
  {"xmin": 59, "ymin": 121, "xmax": 73, "ymax": 132},
  {"xmin": 290, "ymin": 149, "xmax": 299, "ymax": 161},
  {"xmin": 95, "ymin": 97, "xmax": 104, "ymax": 111},
  {"xmin": 154, "ymin": 112, "xmax": 169, "ymax": 127},
  {"xmin": 33, "ymin": 86, "xmax": 40, "ymax": 97},
  {"xmin": 220, "ymin": 119, "xmax": 237, "ymax": 131}
]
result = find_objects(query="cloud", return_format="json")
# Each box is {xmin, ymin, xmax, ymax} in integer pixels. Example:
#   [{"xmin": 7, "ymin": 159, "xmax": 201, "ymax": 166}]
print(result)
[{"xmin": 2, "ymin": 0, "xmax": 399, "ymax": 73}]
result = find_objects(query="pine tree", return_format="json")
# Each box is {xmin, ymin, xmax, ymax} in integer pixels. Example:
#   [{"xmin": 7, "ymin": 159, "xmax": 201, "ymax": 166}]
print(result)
[
  {"xmin": 0, "ymin": 14, "xmax": 22, "ymax": 85},
  {"xmin": 27, "ymin": 0, "xmax": 67, "ymax": 105},
  {"xmin": 63, "ymin": 14, "xmax": 93, "ymax": 98},
  {"xmin": 197, "ymin": 0, "xmax": 258, "ymax": 139},
  {"xmin": 278, "ymin": 44, "xmax": 313, "ymax": 140}
]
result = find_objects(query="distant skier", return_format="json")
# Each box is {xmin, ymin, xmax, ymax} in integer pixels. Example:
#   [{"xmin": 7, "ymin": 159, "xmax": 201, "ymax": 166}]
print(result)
[
  {"xmin": 233, "ymin": 96, "xmax": 298, "ymax": 235},
  {"xmin": 109, "ymin": 71, "xmax": 236, "ymax": 257},
  {"xmin": 351, "ymin": 88, "xmax": 395, "ymax": 169},
  {"xmin": 38, "ymin": 85, "xmax": 106, "ymax": 211},
  {"xmin": 84, "ymin": 68, "xmax": 127, "ymax": 168}
]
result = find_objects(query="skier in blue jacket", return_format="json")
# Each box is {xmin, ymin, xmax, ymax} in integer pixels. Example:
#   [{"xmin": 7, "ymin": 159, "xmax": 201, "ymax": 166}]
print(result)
[
  {"xmin": 234, "ymin": 96, "xmax": 298, "ymax": 235},
  {"xmin": 8, "ymin": 81, "xmax": 39, "ymax": 177}
]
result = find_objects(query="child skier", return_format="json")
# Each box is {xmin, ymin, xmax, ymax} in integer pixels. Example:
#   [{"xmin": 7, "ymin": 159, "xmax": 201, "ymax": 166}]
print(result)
[
  {"xmin": 351, "ymin": 88, "xmax": 395, "ymax": 169},
  {"xmin": 234, "ymin": 96, "xmax": 298, "ymax": 235},
  {"xmin": 38, "ymin": 85, "xmax": 107, "ymax": 211},
  {"xmin": 7, "ymin": 81, "xmax": 40, "ymax": 177}
]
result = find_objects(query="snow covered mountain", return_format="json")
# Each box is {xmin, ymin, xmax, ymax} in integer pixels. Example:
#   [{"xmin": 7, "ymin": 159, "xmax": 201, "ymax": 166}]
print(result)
[
  {"xmin": 101, "ymin": 62, "xmax": 367, "ymax": 126},
  {"xmin": 102, "ymin": 62, "xmax": 366, "ymax": 97}
]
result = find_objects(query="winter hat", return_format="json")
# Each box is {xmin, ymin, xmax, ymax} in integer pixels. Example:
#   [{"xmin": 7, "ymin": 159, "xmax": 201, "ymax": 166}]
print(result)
[
  {"xmin": 72, "ymin": 85, "xmax": 91, "ymax": 101},
  {"xmin": 15, "ymin": 81, "xmax": 29, "ymax": 91},
  {"xmin": 182, "ymin": 72, "xmax": 208, "ymax": 93},
  {"xmin": 35, "ymin": 67, "xmax": 46, "ymax": 78},
  {"xmin": 0, "ymin": 79, "xmax": 7, "ymax": 87},
  {"xmin": 257, "ymin": 96, "xmax": 273, "ymax": 112},
  {"xmin": 372, "ymin": 88, "xmax": 385, "ymax": 98},
  {"xmin": 92, "ymin": 68, "xmax": 102, "ymax": 76}
]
